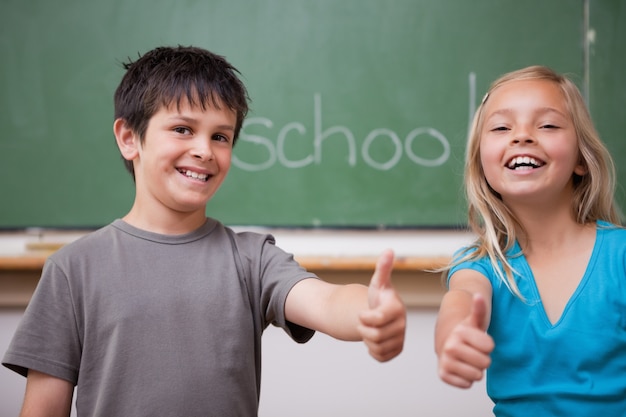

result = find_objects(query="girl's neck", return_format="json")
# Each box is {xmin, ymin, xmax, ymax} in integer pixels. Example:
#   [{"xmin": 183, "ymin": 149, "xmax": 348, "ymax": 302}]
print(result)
[
  {"xmin": 513, "ymin": 205, "xmax": 592, "ymax": 255},
  {"xmin": 504, "ymin": 185, "xmax": 583, "ymax": 252}
]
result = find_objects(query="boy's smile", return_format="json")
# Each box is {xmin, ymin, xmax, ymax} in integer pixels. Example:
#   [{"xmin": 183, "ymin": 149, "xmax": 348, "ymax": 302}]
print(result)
[
  {"xmin": 178, "ymin": 168, "xmax": 210, "ymax": 182},
  {"xmin": 116, "ymin": 99, "xmax": 237, "ymax": 233}
]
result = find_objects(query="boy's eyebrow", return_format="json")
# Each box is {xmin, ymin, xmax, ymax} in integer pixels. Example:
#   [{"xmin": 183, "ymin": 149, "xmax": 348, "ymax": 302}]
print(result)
[
  {"xmin": 216, "ymin": 124, "xmax": 236, "ymax": 132},
  {"xmin": 168, "ymin": 115, "xmax": 236, "ymax": 132}
]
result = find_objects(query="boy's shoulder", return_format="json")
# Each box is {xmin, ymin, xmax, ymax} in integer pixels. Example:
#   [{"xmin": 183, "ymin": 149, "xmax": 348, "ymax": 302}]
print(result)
[
  {"xmin": 47, "ymin": 219, "xmax": 285, "ymax": 275},
  {"xmin": 51, "ymin": 222, "xmax": 120, "ymax": 258},
  {"xmin": 51, "ymin": 219, "xmax": 278, "ymax": 257},
  {"xmin": 228, "ymin": 228, "xmax": 276, "ymax": 249}
]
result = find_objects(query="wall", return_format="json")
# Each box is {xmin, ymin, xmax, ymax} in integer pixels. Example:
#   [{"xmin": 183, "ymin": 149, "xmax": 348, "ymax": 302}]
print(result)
[
  {"xmin": 0, "ymin": 308, "xmax": 493, "ymax": 417},
  {"xmin": 0, "ymin": 230, "xmax": 494, "ymax": 416}
]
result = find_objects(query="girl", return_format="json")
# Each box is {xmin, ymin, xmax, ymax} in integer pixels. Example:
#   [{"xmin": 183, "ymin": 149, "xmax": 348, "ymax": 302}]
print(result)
[{"xmin": 435, "ymin": 65, "xmax": 625, "ymax": 415}]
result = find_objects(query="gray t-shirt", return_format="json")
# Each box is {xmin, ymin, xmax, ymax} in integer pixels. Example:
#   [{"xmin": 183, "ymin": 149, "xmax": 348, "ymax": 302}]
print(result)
[{"xmin": 3, "ymin": 218, "xmax": 316, "ymax": 416}]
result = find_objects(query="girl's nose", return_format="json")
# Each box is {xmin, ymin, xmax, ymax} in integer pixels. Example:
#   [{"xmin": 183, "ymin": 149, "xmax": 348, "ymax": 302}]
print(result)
[
  {"xmin": 511, "ymin": 128, "xmax": 536, "ymax": 145},
  {"xmin": 512, "ymin": 136, "xmax": 536, "ymax": 144}
]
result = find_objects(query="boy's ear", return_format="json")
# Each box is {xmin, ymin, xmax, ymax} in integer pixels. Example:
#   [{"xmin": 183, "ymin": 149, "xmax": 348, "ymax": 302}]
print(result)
[{"xmin": 113, "ymin": 118, "xmax": 140, "ymax": 161}]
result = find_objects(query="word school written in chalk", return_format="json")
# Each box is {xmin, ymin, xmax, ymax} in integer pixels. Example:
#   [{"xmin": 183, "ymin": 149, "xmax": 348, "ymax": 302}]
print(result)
[{"xmin": 234, "ymin": 93, "xmax": 454, "ymax": 172}]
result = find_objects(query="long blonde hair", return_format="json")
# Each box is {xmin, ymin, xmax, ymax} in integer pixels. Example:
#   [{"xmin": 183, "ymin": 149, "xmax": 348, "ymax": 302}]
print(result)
[{"xmin": 452, "ymin": 65, "xmax": 621, "ymax": 297}]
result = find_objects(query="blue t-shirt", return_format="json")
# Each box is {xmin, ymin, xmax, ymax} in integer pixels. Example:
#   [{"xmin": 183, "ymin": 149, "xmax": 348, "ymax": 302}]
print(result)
[{"xmin": 449, "ymin": 222, "xmax": 626, "ymax": 416}]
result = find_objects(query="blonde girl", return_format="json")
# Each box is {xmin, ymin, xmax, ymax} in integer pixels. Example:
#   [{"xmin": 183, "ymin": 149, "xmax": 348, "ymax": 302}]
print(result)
[{"xmin": 435, "ymin": 65, "xmax": 625, "ymax": 416}]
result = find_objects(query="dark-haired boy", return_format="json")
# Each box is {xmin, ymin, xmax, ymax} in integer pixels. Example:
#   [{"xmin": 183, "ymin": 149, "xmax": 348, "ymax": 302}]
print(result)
[{"xmin": 3, "ymin": 46, "xmax": 406, "ymax": 417}]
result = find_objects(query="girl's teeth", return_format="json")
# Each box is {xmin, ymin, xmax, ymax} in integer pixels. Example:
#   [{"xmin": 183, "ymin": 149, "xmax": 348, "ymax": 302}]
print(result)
[{"xmin": 508, "ymin": 156, "xmax": 541, "ymax": 169}]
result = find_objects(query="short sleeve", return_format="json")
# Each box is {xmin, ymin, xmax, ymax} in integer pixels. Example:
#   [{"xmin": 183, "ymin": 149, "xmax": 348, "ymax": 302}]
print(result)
[
  {"xmin": 2, "ymin": 258, "xmax": 81, "ymax": 384},
  {"xmin": 447, "ymin": 247, "xmax": 492, "ymax": 288},
  {"xmin": 231, "ymin": 231, "xmax": 318, "ymax": 344}
]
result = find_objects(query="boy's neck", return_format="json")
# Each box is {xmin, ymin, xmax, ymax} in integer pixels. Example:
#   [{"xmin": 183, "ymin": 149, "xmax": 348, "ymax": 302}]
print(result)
[{"xmin": 122, "ymin": 206, "xmax": 208, "ymax": 235}]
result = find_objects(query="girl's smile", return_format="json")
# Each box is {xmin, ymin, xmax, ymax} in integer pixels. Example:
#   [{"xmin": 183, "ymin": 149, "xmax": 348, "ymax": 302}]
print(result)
[
  {"xmin": 479, "ymin": 79, "xmax": 585, "ymax": 205},
  {"xmin": 506, "ymin": 155, "xmax": 545, "ymax": 171}
]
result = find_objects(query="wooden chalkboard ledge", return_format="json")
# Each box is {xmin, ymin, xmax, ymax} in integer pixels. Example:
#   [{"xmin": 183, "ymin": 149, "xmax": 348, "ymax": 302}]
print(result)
[
  {"xmin": 0, "ymin": 228, "xmax": 472, "ymax": 308},
  {"xmin": 0, "ymin": 253, "xmax": 449, "ymax": 309}
]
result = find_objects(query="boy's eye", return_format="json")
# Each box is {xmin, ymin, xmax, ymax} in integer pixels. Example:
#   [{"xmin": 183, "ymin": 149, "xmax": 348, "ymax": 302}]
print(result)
[
  {"xmin": 213, "ymin": 134, "xmax": 230, "ymax": 143},
  {"xmin": 173, "ymin": 126, "xmax": 191, "ymax": 135}
]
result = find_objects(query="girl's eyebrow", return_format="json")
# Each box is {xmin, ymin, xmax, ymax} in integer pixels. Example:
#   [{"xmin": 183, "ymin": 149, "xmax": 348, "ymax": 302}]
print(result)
[
  {"xmin": 536, "ymin": 107, "xmax": 569, "ymax": 118},
  {"xmin": 486, "ymin": 106, "xmax": 568, "ymax": 119}
]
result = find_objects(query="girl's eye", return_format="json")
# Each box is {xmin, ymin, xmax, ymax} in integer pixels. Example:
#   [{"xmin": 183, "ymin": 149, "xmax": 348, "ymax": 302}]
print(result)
[
  {"xmin": 541, "ymin": 124, "xmax": 559, "ymax": 129},
  {"xmin": 491, "ymin": 126, "xmax": 509, "ymax": 132},
  {"xmin": 173, "ymin": 126, "xmax": 191, "ymax": 135}
]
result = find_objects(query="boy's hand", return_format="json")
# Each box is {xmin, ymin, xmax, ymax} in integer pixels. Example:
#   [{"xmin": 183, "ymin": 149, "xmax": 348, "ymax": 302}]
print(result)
[
  {"xmin": 437, "ymin": 293, "xmax": 494, "ymax": 388},
  {"xmin": 357, "ymin": 249, "xmax": 406, "ymax": 362}
]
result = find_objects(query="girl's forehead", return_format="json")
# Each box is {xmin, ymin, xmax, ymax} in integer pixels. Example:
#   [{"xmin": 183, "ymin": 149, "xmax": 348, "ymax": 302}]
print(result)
[
  {"xmin": 489, "ymin": 79, "xmax": 563, "ymax": 103},
  {"xmin": 483, "ymin": 79, "xmax": 568, "ymax": 115}
]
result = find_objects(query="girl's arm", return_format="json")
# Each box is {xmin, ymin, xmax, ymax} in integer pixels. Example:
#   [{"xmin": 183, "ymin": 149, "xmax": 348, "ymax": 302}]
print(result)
[
  {"xmin": 285, "ymin": 250, "xmax": 406, "ymax": 362},
  {"xmin": 19, "ymin": 369, "xmax": 73, "ymax": 417},
  {"xmin": 435, "ymin": 269, "xmax": 494, "ymax": 388}
]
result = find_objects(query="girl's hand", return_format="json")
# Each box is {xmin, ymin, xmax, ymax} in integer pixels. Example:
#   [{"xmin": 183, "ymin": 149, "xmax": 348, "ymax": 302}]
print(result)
[{"xmin": 437, "ymin": 293, "xmax": 495, "ymax": 388}]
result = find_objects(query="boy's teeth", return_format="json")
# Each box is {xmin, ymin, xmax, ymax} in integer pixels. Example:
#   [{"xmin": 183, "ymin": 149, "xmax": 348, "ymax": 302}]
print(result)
[{"xmin": 183, "ymin": 170, "xmax": 208, "ymax": 181}]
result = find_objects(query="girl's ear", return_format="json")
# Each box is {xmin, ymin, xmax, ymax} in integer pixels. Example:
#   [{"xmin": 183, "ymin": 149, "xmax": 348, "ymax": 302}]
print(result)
[
  {"xmin": 574, "ymin": 156, "xmax": 588, "ymax": 177},
  {"xmin": 113, "ymin": 118, "xmax": 140, "ymax": 161},
  {"xmin": 574, "ymin": 164, "xmax": 588, "ymax": 177}
]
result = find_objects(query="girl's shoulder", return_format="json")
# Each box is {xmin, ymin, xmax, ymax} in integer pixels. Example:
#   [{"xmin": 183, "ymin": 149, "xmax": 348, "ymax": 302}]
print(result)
[
  {"xmin": 448, "ymin": 245, "xmax": 496, "ymax": 279},
  {"xmin": 597, "ymin": 220, "xmax": 625, "ymax": 233},
  {"xmin": 597, "ymin": 220, "xmax": 626, "ymax": 243}
]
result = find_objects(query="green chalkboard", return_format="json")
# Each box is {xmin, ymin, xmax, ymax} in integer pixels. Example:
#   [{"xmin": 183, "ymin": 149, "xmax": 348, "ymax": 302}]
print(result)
[
  {"xmin": 588, "ymin": 1, "xmax": 626, "ymax": 216},
  {"xmin": 0, "ymin": 0, "xmax": 622, "ymax": 228}
]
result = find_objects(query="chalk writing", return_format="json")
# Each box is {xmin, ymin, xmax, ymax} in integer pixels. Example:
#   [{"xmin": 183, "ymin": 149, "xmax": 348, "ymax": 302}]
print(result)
[
  {"xmin": 233, "ymin": 73, "xmax": 479, "ymax": 172},
  {"xmin": 233, "ymin": 93, "xmax": 454, "ymax": 172}
]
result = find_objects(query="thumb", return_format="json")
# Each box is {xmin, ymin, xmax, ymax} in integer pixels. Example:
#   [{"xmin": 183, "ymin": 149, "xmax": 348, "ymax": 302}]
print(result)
[
  {"xmin": 468, "ymin": 293, "xmax": 488, "ymax": 331},
  {"xmin": 368, "ymin": 249, "xmax": 395, "ymax": 308}
]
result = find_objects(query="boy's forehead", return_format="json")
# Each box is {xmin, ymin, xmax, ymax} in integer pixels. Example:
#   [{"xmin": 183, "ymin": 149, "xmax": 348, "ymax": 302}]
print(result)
[
  {"xmin": 158, "ymin": 97, "xmax": 237, "ymax": 123},
  {"xmin": 163, "ymin": 94, "xmax": 231, "ymax": 114}
]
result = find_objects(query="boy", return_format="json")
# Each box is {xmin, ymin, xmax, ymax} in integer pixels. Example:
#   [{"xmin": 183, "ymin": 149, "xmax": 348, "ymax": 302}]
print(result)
[{"xmin": 3, "ymin": 46, "xmax": 406, "ymax": 416}]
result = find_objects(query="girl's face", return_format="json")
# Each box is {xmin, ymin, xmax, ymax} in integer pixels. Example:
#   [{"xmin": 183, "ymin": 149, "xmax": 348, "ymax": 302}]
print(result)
[{"xmin": 479, "ymin": 79, "xmax": 586, "ymax": 208}]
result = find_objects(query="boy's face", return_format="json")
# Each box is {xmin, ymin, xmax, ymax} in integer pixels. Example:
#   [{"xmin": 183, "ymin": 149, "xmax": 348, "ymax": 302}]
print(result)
[{"xmin": 129, "ymin": 99, "xmax": 236, "ymax": 221}]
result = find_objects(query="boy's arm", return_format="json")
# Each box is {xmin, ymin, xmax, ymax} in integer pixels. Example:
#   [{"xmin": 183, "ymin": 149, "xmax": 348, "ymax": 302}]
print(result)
[
  {"xmin": 19, "ymin": 369, "xmax": 73, "ymax": 417},
  {"xmin": 434, "ymin": 269, "xmax": 494, "ymax": 388},
  {"xmin": 285, "ymin": 249, "xmax": 406, "ymax": 362}
]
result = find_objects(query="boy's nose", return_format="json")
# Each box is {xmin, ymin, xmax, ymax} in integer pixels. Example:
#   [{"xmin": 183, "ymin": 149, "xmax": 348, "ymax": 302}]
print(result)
[{"xmin": 191, "ymin": 140, "xmax": 214, "ymax": 161}]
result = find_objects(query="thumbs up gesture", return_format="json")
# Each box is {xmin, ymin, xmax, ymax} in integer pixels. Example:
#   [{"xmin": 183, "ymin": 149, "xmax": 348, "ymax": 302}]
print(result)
[
  {"xmin": 357, "ymin": 249, "xmax": 407, "ymax": 362},
  {"xmin": 437, "ymin": 293, "xmax": 495, "ymax": 388},
  {"xmin": 467, "ymin": 292, "xmax": 489, "ymax": 331}
]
